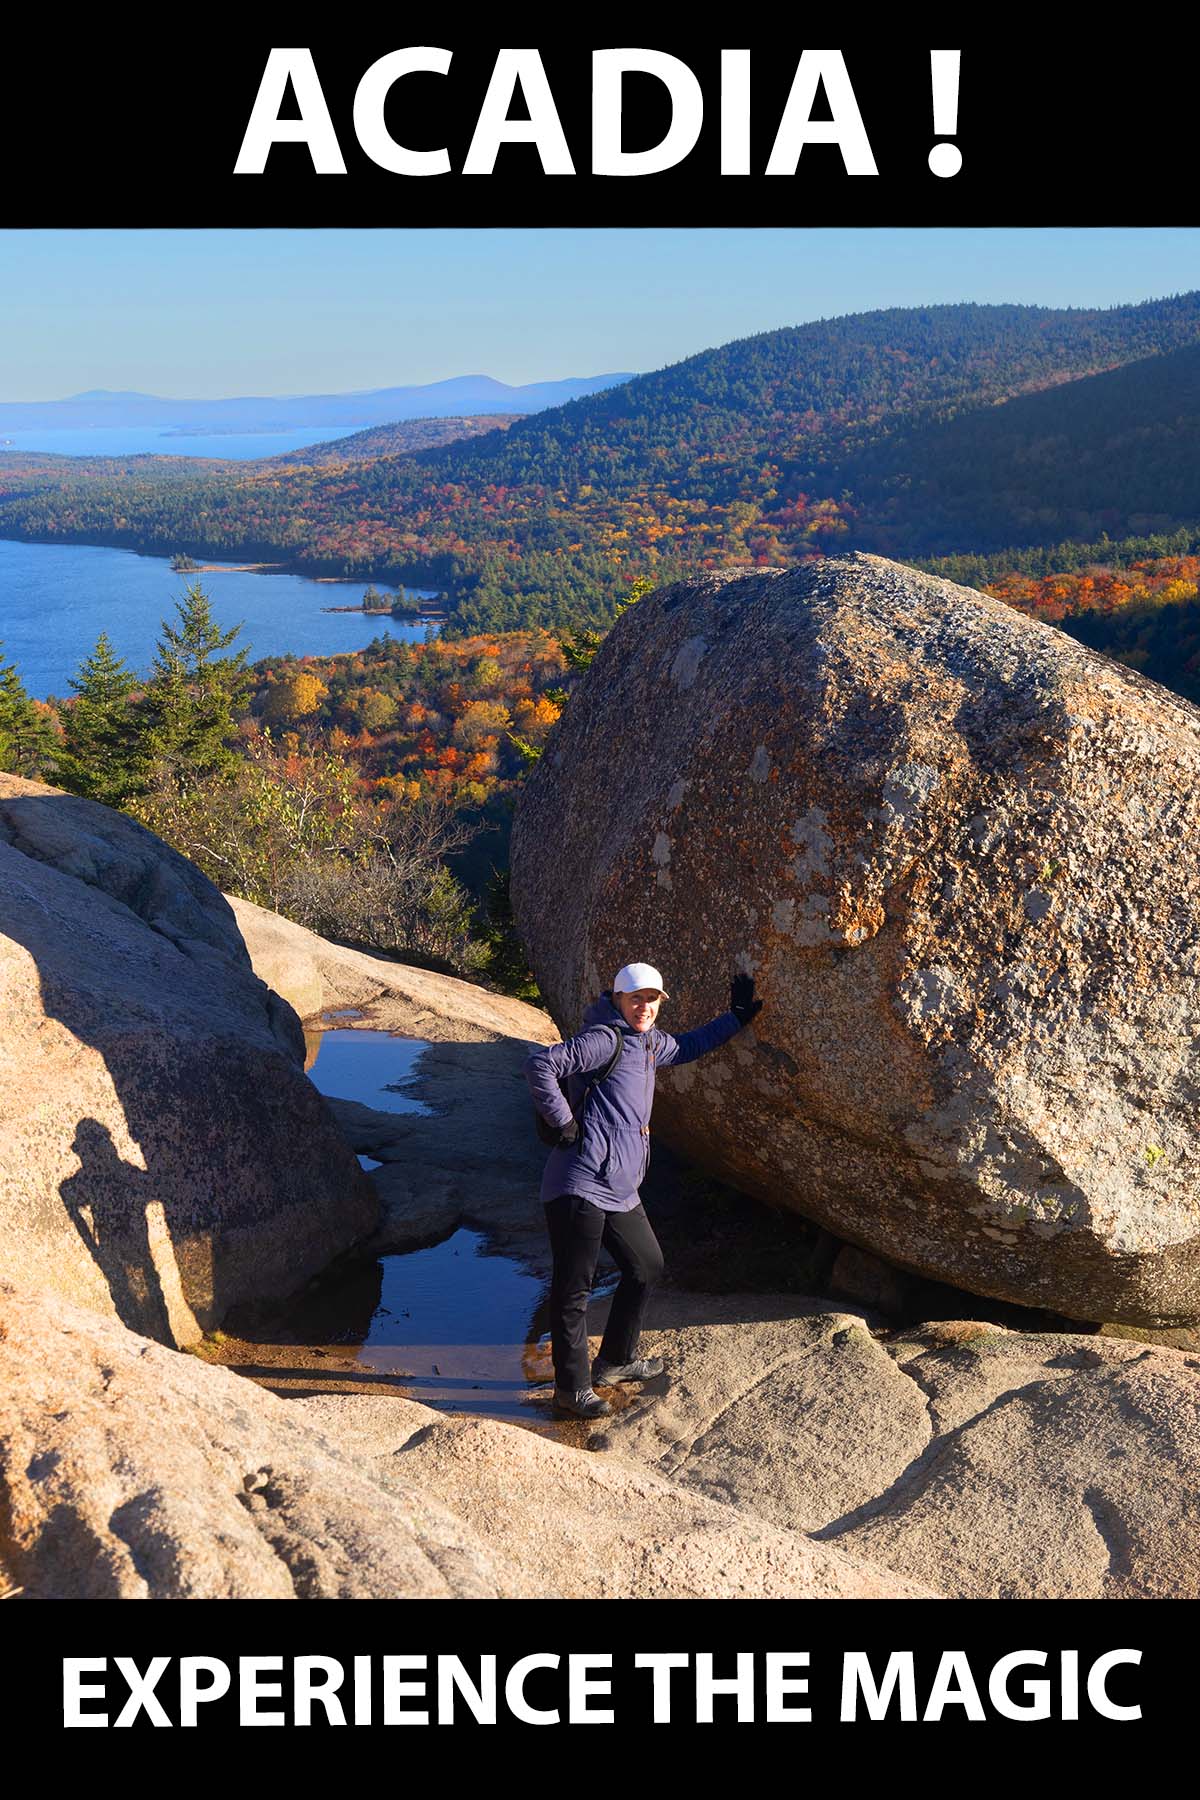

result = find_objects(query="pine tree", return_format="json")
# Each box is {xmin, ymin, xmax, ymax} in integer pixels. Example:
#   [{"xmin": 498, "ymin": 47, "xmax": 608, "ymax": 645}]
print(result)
[
  {"xmin": 57, "ymin": 632, "xmax": 146, "ymax": 808},
  {"xmin": 0, "ymin": 644, "xmax": 59, "ymax": 779},
  {"xmin": 559, "ymin": 575, "xmax": 654, "ymax": 673},
  {"xmin": 144, "ymin": 584, "xmax": 250, "ymax": 787}
]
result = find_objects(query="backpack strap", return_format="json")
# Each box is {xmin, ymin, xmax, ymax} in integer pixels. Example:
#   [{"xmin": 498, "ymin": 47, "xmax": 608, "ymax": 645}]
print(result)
[{"xmin": 577, "ymin": 1025, "xmax": 623, "ymax": 1114}]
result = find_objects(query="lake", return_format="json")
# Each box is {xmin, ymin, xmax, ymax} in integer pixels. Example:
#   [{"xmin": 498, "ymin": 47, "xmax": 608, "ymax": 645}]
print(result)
[
  {"xmin": 0, "ymin": 538, "xmax": 438, "ymax": 698},
  {"xmin": 0, "ymin": 426, "xmax": 361, "ymax": 460}
]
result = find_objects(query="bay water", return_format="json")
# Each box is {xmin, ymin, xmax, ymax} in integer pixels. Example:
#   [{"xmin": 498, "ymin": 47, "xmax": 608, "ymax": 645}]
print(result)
[
  {"xmin": 0, "ymin": 538, "xmax": 437, "ymax": 698},
  {"xmin": 0, "ymin": 426, "xmax": 361, "ymax": 459}
]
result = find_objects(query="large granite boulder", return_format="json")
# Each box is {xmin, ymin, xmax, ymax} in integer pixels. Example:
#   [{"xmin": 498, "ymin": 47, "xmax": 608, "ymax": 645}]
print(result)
[
  {"xmin": 0, "ymin": 776, "xmax": 375, "ymax": 1345},
  {"xmin": 511, "ymin": 554, "xmax": 1200, "ymax": 1324}
]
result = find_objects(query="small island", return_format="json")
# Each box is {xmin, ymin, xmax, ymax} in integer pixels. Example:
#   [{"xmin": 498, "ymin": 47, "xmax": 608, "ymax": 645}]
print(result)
[
  {"xmin": 323, "ymin": 583, "xmax": 443, "ymax": 620},
  {"xmin": 169, "ymin": 551, "xmax": 200, "ymax": 572}
]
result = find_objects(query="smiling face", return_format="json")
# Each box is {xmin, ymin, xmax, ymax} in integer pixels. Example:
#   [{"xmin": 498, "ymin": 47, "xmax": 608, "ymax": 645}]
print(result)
[{"xmin": 615, "ymin": 987, "xmax": 663, "ymax": 1032}]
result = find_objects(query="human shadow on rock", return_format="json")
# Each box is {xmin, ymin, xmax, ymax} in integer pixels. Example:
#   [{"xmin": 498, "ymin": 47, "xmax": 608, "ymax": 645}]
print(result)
[
  {"xmin": 0, "ymin": 785, "xmax": 365, "ymax": 1348},
  {"xmin": 59, "ymin": 1118, "xmax": 175, "ymax": 1343}
]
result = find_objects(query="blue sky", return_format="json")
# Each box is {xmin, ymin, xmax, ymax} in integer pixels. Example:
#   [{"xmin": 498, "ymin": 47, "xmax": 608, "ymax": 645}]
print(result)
[{"xmin": 3, "ymin": 228, "xmax": 1198, "ymax": 400}]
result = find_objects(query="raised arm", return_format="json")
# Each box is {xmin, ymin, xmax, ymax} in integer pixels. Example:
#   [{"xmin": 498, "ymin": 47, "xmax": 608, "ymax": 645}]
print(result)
[
  {"xmin": 523, "ymin": 1026, "xmax": 622, "ymax": 1133},
  {"xmin": 653, "ymin": 974, "xmax": 764, "ymax": 1068},
  {"xmin": 653, "ymin": 1011, "xmax": 741, "ymax": 1068}
]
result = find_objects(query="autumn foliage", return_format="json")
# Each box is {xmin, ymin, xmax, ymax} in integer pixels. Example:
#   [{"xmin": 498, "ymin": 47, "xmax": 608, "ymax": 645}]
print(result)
[{"xmin": 250, "ymin": 631, "xmax": 565, "ymax": 811}]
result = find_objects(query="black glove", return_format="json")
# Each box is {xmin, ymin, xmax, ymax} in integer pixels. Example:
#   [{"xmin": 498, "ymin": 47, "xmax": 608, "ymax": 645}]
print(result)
[
  {"xmin": 557, "ymin": 1118, "xmax": 579, "ymax": 1147},
  {"xmin": 730, "ymin": 973, "xmax": 763, "ymax": 1027}
]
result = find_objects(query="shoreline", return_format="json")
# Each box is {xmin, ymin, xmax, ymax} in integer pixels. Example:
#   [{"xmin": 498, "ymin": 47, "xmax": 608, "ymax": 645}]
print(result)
[
  {"xmin": 0, "ymin": 532, "xmax": 443, "ymax": 593},
  {"xmin": 178, "ymin": 560, "xmax": 284, "ymax": 575},
  {"xmin": 322, "ymin": 604, "xmax": 445, "ymax": 619}
]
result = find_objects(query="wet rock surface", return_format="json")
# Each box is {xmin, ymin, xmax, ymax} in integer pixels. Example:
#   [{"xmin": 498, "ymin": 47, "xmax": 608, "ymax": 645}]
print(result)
[
  {"xmin": 10, "ymin": 871, "xmax": 1200, "ymax": 1602},
  {"xmin": 231, "ymin": 899, "xmax": 557, "ymax": 1262},
  {"xmin": 221, "ymin": 899, "xmax": 1200, "ymax": 1599},
  {"xmin": 511, "ymin": 553, "xmax": 1200, "ymax": 1325},
  {"xmin": 0, "ymin": 1277, "xmax": 927, "ymax": 1601}
]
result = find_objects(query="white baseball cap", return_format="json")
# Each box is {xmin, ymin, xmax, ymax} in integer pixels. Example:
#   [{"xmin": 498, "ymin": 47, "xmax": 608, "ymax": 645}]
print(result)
[{"xmin": 613, "ymin": 962, "xmax": 669, "ymax": 998}]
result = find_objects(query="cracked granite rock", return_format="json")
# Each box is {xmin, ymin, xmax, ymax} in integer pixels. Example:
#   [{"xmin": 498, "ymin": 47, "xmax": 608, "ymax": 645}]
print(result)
[
  {"xmin": 0, "ymin": 1280, "xmax": 928, "ymax": 1601},
  {"xmin": 511, "ymin": 554, "xmax": 1200, "ymax": 1324},
  {"xmin": 595, "ymin": 1292, "xmax": 1200, "ymax": 1598}
]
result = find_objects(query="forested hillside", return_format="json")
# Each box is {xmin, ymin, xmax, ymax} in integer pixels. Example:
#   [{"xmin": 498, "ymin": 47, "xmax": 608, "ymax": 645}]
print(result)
[
  {"xmin": 3, "ymin": 295, "xmax": 1199, "ymax": 633},
  {"xmin": 844, "ymin": 341, "xmax": 1200, "ymax": 554},
  {"xmin": 269, "ymin": 413, "xmax": 520, "ymax": 466}
]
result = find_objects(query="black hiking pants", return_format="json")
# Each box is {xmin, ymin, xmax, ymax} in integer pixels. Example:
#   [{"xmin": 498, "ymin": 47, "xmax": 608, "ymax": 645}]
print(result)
[{"xmin": 544, "ymin": 1194, "xmax": 665, "ymax": 1392}]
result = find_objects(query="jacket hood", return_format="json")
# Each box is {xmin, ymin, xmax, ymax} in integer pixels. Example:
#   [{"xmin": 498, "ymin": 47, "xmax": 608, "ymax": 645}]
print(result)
[{"xmin": 583, "ymin": 991, "xmax": 629, "ymax": 1030}]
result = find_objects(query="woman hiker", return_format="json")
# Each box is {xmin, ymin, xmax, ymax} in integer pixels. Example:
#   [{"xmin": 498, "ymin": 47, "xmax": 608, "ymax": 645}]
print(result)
[{"xmin": 524, "ymin": 962, "xmax": 764, "ymax": 1419}]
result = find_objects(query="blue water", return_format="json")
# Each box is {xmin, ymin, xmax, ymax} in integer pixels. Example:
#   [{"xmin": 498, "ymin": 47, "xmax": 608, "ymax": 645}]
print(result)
[
  {"xmin": 368, "ymin": 1228, "xmax": 546, "ymax": 1350},
  {"xmin": 300, "ymin": 1027, "xmax": 618, "ymax": 1426},
  {"xmin": 354, "ymin": 1228, "xmax": 619, "ymax": 1423},
  {"xmin": 306, "ymin": 1031, "xmax": 431, "ymax": 1116},
  {"xmin": 0, "ymin": 426, "xmax": 361, "ymax": 460},
  {"xmin": 0, "ymin": 539, "xmax": 438, "ymax": 698},
  {"xmin": 304, "ymin": 1032, "xmax": 553, "ymax": 1422}
]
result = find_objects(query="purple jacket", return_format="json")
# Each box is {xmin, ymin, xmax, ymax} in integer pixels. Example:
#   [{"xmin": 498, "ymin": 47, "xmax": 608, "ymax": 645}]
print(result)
[{"xmin": 524, "ymin": 991, "xmax": 743, "ymax": 1211}]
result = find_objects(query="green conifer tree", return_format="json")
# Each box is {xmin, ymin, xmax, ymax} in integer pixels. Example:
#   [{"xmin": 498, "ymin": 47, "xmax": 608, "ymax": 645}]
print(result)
[
  {"xmin": 144, "ymin": 584, "xmax": 250, "ymax": 787},
  {"xmin": 0, "ymin": 644, "xmax": 59, "ymax": 779},
  {"xmin": 57, "ymin": 632, "xmax": 146, "ymax": 808},
  {"xmin": 559, "ymin": 574, "xmax": 654, "ymax": 672}
]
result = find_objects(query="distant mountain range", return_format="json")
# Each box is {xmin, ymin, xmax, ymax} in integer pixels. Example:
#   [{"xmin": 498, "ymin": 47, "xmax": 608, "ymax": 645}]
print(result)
[{"xmin": 0, "ymin": 373, "xmax": 635, "ymax": 434}]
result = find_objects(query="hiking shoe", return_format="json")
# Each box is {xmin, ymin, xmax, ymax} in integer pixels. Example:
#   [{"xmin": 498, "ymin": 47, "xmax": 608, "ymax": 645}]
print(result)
[
  {"xmin": 553, "ymin": 1387, "xmax": 612, "ymax": 1419},
  {"xmin": 592, "ymin": 1357, "xmax": 665, "ymax": 1385}
]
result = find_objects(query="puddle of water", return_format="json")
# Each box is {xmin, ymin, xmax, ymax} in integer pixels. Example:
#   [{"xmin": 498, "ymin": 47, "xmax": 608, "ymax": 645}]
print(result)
[
  {"xmin": 278, "ymin": 1025, "xmax": 623, "ymax": 1436},
  {"xmin": 306, "ymin": 1030, "xmax": 432, "ymax": 1115},
  {"xmin": 359, "ymin": 1228, "xmax": 553, "ymax": 1417},
  {"xmin": 265, "ymin": 1227, "xmax": 619, "ymax": 1433}
]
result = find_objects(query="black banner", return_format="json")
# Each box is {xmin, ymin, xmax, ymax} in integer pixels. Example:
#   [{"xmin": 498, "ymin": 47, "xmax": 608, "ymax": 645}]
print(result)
[
  {"xmin": 10, "ymin": 37, "xmax": 1186, "ymax": 225},
  {"xmin": 14, "ymin": 1600, "xmax": 1190, "ymax": 1736}
]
